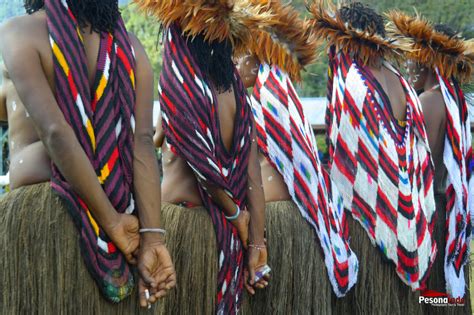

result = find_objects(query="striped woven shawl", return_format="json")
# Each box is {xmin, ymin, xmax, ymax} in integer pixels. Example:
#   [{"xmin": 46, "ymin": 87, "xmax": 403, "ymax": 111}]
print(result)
[
  {"xmin": 250, "ymin": 63, "xmax": 358, "ymax": 296},
  {"xmin": 436, "ymin": 69, "xmax": 472, "ymax": 297},
  {"xmin": 46, "ymin": 0, "xmax": 136, "ymax": 302},
  {"xmin": 326, "ymin": 49, "xmax": 437, "ymax": 290},
  {"xmin": 159, "ymin": 24, "xmax": 252, "ymax": 314}
]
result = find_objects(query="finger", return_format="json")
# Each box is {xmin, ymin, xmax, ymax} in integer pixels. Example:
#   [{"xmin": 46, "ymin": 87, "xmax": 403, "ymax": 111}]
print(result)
[
  {"xmin": 244, "ymin": 281, "xmax": 255, "ymax": 295},
  {"xmin": 138, "ymin": 267, "xmax": 157, "ymax": 288},
  {"xmin": 165, "ymin": 273, "xmax": 177, "ymax": 290},
  {"xmin": 138, "ymin": 278, "xmax": 149, "ymax": 308},
  {"xmin": 126, "ymin": 253, "xmax": 137, "ymax": 265},
  {"xmin": 249, "ymin": 267, "xmax": 256, "ymax": 285}
]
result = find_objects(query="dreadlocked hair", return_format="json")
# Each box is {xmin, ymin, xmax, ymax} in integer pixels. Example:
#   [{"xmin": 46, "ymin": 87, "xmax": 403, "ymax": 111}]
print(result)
[
  {"xmin": 185, "ymin": 34, "xmax": 234, "ymax": 93},
  {"xmin": 339, "ymin": 2, "xmax": 386, "ymax": 37},
  {"xmin": 24, "ymin": 0, "xmax": 44, "ymax": 14},
  {"xmin": 434, "ymin": 24, "xmax": 459, "ymax": 39},
  {"xmin": 24, "ymin": 0, "xmax": 120, "ymax": 34}
]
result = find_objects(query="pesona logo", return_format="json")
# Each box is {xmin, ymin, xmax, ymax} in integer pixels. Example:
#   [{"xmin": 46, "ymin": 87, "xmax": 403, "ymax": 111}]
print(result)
[{"xmin": 419, "ymin": 290, "xmax": 465, "ymax": 307}]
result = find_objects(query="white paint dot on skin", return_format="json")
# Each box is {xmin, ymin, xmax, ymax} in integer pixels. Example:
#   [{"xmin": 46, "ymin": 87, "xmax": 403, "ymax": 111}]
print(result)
[
  {"xmin": 11, "ymin": 100, "xmax": 17, "ymax": 111},
  {"xmin": 267, "ymin": 176, "xmax": 273, "ymax": 182},
  {"xmin": 249, "ymin": 186, "xmax": 253, "ymax": 191}
]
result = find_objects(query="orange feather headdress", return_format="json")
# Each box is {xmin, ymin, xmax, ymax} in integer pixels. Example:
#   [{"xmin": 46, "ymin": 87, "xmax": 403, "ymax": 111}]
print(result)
[
  {"xmin": 387, "ymin": 11, "xmax": 474, "ymax": 83},
  {"xmin": 133, "ymin": 0, "xmax": 275, "ymax": 53},
  {"xmin": 307, "ymin": 0, "xmax": 412, "ymax": 66},
  {"xmin": 246, "ymin": 1, "xmax": 318, "ymax": 82}
]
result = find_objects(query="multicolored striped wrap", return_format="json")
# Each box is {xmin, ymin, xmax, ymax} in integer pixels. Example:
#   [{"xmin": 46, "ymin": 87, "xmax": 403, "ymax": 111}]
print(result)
[
  {"xmin": 159, "ymin": 24, "xmax": 253, "ymax": 314},
  {"xmin": 326, "ymin": 48, "xmax": 437, "ymax": 290},
  {"xmin": 45, "ymin": 0, "xmax": 137, "ymax": 302},
  {"xmin": 436, "ymin": 69, "xmax": 472, "ymax": 298},
  {"xmin": 250, "ymin": 63, "xmax": 358, "ymax": 296}
]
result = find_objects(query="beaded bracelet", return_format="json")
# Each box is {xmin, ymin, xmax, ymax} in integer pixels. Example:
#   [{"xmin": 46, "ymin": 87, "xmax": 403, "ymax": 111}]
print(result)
[{"xmin": 249, "ymin": 243, "xmax": 266, "ymax": 250}]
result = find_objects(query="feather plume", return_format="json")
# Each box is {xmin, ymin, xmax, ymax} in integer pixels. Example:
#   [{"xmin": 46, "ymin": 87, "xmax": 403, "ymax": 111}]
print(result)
[
  {"xmin": 307, "ymin": 0, "xmax": 411, "ymax": 66},
  {"xmin": 246, "ymin": 1, "xmax": 319, "ymax": 82},
  {"xmin": 387, "ymin": 10, "xmax": 474, "ymax": 83},
  {"xmin": 133, "ymin": 0, "xmax": 275, "ymax": 51}
]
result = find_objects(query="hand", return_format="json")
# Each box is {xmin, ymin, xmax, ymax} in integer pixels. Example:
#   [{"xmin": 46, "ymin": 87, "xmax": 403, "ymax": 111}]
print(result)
[
  {"xmin": 104, "ymin": 213, "xmax": 140, "ymax": 265},
  {"xmin": 137, "ymin": 235, "xmax": 176, "ymax": 308},
  {"xmin": 244, "ymin": 245, "xmax": 270, "ymax": 295}
]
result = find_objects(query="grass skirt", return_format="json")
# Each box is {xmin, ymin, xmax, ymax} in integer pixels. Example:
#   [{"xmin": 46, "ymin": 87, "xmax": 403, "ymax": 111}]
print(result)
[
  {"xmin": 333, "ymin": 195, "xmax": 471, "ymax": 314},
  {"xmin": 0, "ymin": 182, "xmax": 147, "ymax": 314},
  {"xmin": 242, "ymin": 201, "xmax": 332, "ymax": 315},
  {"xmin": 156, "ymin": 202, "xmax": 217, "ymax": 314}
]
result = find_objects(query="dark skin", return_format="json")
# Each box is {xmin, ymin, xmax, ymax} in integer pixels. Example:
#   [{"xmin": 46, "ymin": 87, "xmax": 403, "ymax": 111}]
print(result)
[
  {"xmin": 236, "ymin": 55, "xmax": 291, "ymax": 202},
  {"xmin": 0, "ymin": 10, "xmax": 175, "ymax": 308},
  {"xmin": 406, "ymin": 60, "xmax": 447, "ymax": 188},
  {"xmin": 154, "ymin": 78, "xmax": 269, "ymax": 292}
]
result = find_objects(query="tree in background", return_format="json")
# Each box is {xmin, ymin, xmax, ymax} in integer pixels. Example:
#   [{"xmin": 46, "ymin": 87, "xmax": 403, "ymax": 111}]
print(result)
[{"xmin": 121, "ymin": 4, "xmax": 162, "ymax": 98}]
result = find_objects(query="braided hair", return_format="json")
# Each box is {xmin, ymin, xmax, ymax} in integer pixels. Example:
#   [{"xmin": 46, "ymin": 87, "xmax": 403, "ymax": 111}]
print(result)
[{"xmin": 24, "ymin": 0, "xmax": 120, "ymax": 34}]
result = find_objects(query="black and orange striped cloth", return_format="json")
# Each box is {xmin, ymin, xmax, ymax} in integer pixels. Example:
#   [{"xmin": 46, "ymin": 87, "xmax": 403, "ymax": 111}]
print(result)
[
  {"xmin": 159, "ymin": 24, "xmax": 253, "ymax": 314},
  {"xmin": 46, "ymin": 0, "xmax": 137, "ymax": 302}
]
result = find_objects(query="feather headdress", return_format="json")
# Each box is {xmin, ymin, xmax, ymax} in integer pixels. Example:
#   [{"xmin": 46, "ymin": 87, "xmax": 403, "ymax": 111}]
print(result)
[
  {"xmin": 387, "ymin": 11, "xmax": 474, "ymax": 83},
  {"xmin": 133, "ymin": 0, "xmax": 275, "ymax": 52},
  {"xmin": 307, "ymin": 0, "xmax": 412, "ymax": 66},
  {"xmin": 247, "ymin": 1, "xmax": 318, "ymax": 82}
]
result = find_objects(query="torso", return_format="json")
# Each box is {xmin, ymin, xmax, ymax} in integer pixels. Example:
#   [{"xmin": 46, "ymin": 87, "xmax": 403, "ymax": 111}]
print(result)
[
  {"xmin": 259, "ymin": 153, "xmax": 291, "ymax": 202},
  {"xmin": 161, "ymin": 140, "xmax": 202, "ymax": 206}
]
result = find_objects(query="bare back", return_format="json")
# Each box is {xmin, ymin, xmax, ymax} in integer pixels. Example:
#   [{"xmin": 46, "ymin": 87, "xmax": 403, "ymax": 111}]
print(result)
[{"xmin": 369, "ymin": 65, "xmax": 407, "ymax": 121}]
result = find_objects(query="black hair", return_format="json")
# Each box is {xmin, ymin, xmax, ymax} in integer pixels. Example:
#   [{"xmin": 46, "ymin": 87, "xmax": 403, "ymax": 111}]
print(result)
[
  {"xmin": 339, "ymin": 2, "xmax": 386, "ymax": 37},
  {"xmin": 186, "ymin": 34, "xmax": 234, "ymax": 92},
  {"xmin": 24, "ymin": 0, "xmax": 120, "ymax": 34},
  {"xmin": 434, "ymin": 23, "xmax": 459, "ymax": 38}
]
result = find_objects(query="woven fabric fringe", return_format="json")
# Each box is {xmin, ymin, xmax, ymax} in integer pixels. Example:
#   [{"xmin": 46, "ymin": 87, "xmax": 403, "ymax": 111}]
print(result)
[
  {"xmin": 333, "ymin": 197, "xmax": 472, "ymax": 314},
  {"xmin": 241, "ymin": 201, "xmax": 332, "ymax": 315},
  {"xmin": 155, "ymin": 203, "xmax": 217, "ymax": 315},
  {"xmin": 424, "ymin": 194, "xmax": 471, "ymax": 314},
  {"xmin": 0, "ymin": 183, "xmax": 149, "ymax": 314}
]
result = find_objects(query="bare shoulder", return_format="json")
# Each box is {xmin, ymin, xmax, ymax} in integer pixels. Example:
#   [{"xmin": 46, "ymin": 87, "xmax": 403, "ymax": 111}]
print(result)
[
  {"xmin": 127, "ymin": 31, "xmax": 152, "ymax": 78},
  {"xmin": 419, "ymin": 90, "xmax": 446, "ymax": 125},
  {"xmin": 0, "ymin": 11, "xmax": 47, "ymax": 52}
]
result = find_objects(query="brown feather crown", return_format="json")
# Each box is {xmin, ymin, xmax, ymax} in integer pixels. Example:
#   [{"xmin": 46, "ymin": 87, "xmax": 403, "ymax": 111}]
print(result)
[
  {"xmin": 133, "ymin": 0, "xmax": 276, "ymax": 53},
  {"xmin": 307, "ymin": 0, "xmax": 411, "ymax": 66},
  {"xmin": 387, "ymin": 11, "xmax": 474, "ymax": 83},
  {"xmin": 247, "ymin": 1, "xmax": 319, "ymax": 82}
]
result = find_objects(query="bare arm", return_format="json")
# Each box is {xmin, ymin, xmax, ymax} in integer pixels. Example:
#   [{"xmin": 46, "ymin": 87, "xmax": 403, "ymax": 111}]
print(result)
[
  {"xmin": 153, "ymin": 111, "xmax": 164, "ymax": 148},
  {"xmin": 129, "ymin": 33, "xmax": 176, "ymax": 307},
  {"xmin": 0, "ymin": 71, "xmax": 8, "ymax": 122},
  {"xmin": 246, "ymin": 122, "xmax": 265, "ymax": 245},
  {"xmin": 0, "ymin": 76, "xmax": 7, "ymax": 123},
  {"xmin": 130, "ymin": 35, "xmax": 162, "ymax": 233},
  {"xmin": 420, "ymin": 91, "xmax": 446, "ymax": 157}
]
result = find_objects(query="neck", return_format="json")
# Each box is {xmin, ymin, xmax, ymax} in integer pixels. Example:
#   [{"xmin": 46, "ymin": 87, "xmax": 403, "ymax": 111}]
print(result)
[{"xmin": 423, "ymin": 70, "xmax": 439, "ymax": 91}]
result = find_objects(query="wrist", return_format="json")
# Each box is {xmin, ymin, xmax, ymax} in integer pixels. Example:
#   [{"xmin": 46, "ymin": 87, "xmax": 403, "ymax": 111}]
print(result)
[{"xmin": 141, "ymin": 232, "xmax": 165, "ymax": 245}]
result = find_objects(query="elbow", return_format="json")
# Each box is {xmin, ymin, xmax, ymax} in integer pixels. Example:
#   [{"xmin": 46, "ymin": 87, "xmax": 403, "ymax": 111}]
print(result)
[
  {"xmin": 42, "ymin": 122, "xmax": 72, "ymax": 154},
  {"xmin": 136, "ymin": 131, "xmax": 155, "ymax": 148}
]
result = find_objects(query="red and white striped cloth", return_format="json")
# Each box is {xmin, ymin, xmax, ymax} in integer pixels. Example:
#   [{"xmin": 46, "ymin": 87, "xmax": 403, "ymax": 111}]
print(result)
[
  {"xmin": 436, "ymin": 68, "xmax": 472, "ymax": 297},
  {"xmin": 250, "ymin": 63, "xmax": 359, "ymax": 297},
  {"xmin": 326, "ymin": 49, "xmax": 437, "ymax": 290}
]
